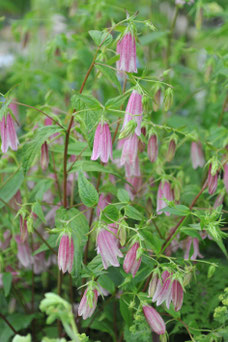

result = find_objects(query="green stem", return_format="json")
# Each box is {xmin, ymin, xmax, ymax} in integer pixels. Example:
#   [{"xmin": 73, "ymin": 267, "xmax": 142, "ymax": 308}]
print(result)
[{"xmin": 165, "ymin": 6, "xmax": 179, "ymax": 68}]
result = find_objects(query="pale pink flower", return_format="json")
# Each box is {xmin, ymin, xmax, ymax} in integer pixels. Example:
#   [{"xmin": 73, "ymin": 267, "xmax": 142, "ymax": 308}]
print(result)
[
  {"xmin": 41, "ymin": 141, "xmax": 49, "ymax": 170},
  {"xmin": 157, "ymin": 181, "xmax": 174, "ymax": 216},
  {"xmin": 19, "ymin": 215, "xmax": 28, "ymax": 243},
  {"xmin": 0, "ymin": 114, "xmax": 19, "ymax": 153},
  {"xmin": 125, "ymin": 176, "xmax": 142, "ymax": 200},
  {"xmin": 171, "ymin": 280, "xmax": 183, "ymax": 312},
  {"xmin": 223, "ymin": 163, "xmax": 228, "ymax": 194},
  {"xmin": 0, "ymin": 230, "xmax": 11, "ymax": 250},
  {"xmin": 15, "ymin": 235, "xmax": 33, "ymax": 269},
  {"xmin": 147, "ymin": 135, "xmax": 158, "ymax": 162},
  {"xmin": 116, "ymin": 32, "xmax": 137, "ymax": 73},
  {"xmin": 124, "ymin": 156, "xmax": 140, "ymax": 177},
  {"xmin": 96, "ymin": 193, "xmax": 112, "ymax": 217},
  {"xmin": 58, "ymin": 234, "xmax": 74, "ymax": 274},
  {"xmin": 148, "ymin": 274, "xmax": 159, "ymax": 298},
  {"xmin": 191, "ymin": 142, "xmax": 205, "ymax": 169},
  {"xmin": 97, "ymin": 229, "xmax": 123, "ymax": 269},
  {"xmin": 143, "ymin": 306, "xmax": 166, "ymax": 335},
  {"xmin": 184, "ymin": 237, "xmax": 203, "ymax": 260},
  {"xmin": 78, "ymin": 288, "xmax": 98, "ymax": 320},
  {"xmin": 91, "ymin": 122, "xmax": 112, "ymax": 163},
  {"xmin": 121, "ymin": 91, "xmax": 142, "ymax": 136},
  {"xmin": 120, "ymin": 133, "xmax": 138, "ymax": 166},
  {"xmin": 123, "ymin": 242, "xmax": 141, "ymax": 277},
  {"xmin": 208, "ymin": 164, "xmax": 218, "ymax": 195}
]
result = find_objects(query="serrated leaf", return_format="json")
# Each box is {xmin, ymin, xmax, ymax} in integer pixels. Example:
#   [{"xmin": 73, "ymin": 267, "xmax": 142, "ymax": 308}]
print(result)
[
  {"xmin": 117, "ymin": 189, "xmax": 130, "ymax": 203},
  {"xmin": 96, "ymin": 64, "xmax": 121, "ymax": 92},
  {"xmin": 89, "ymin": 30, "xmax": 112, "ymax": 47},
  {"xmin": 125, "ymin": 205, "xmax": 143, "ymax": 221},
  {"xmin": 120, "ymin": 297, "xmax": 133, "ymax": 326},
  {"xmin": 0, "ymin": 168, "xmax": 24, "ymax": 209},
  {"xmin": 32, "ymin": 202, "xmax": 46, "ymax": 223},
  {"xmin": 2, "ymin": 272, "xmax": 12, "ymax": 297},
  {"xmin": 98, "ymin": 274, "xmax": 115, "ymax": 294},
  {"xmin": 69, "ymin": 160, "xmax": 117, "ymax": 175},
  {"xmin": 78, "ymin": 170, "xmax": 98, "ymax": 207},
  {"xmin": 105, "ymin": 92, "xmax": 129, "ymax": 109},
  {"xmin": 71, "ymin": 93, "xmax": 102, "ymax": 111},
  {"xmin": 101, "ymin": 204, "xmax": 119, "ymax": 223},
  {"xmin": 160, "ymin": 205, "xmax": 190, "ymax": 216},
  {"xmin": 22, "ymin": 126, "xmax": 63, "ymax": 174}
]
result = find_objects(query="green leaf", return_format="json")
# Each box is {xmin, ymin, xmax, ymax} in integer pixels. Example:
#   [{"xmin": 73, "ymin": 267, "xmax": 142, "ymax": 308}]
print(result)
[
  {"xmin": 22, "ymin": 126, "xmax": 63, "ymax": 174},
  {"xmin": 0, "ymin": 168, "xmax": 24, "ymax": 209},
  {"xmin": 55, "ymin": 207, "xmax": 89, "ymax": 278},
  {"xmin": 12, "ymin": 334, "xmax": 31, "ymax": 342},
  {"xmin": 98, "ymin": 274, "xmax": 115, "ymax": 294},
  {"xmin": 105, "ymin": 92, "xmax": 129, "ymax": 109},
  {"xmin": 120, "ymin": 297, "xmax": 133, "ymax": 326},
  {"xmin": 117, "ymin": 189, "xmax": 130, "ymax": 203},
  {"xmin": 78, "ymin": 170, "xmax": 98, "ymax": 207},
  {"xmin": 101, "ymin": 204, "xmax": 119, "ymax": 223},
  {"xmin": 69, "ymin": 160, "xmax": 117, "ymax": 175},
  {"xmin": 2, "ymin": 272, "xmax": 12, "ymax": 297},
  {"xmin": 33, "ymin": 234, "xmax": 58, "ymax": 255},
  {"xmin": 96, "ymin": 64, "xmax": 121, "ymax": 92},
  {"xmin": 89, "ymin": 30, "xmax": 112, "ymax": 46},
  {"xmin": 160, "ymin": 205, "xmax": 190, "ymax": 216},
  {"xmin": 32, "ymin": 202, "xmax": 46, "ymax": 223},
  {"xmin": 125, "ymin": 205, "xmax": 143, "ymax": 221},
  {"xmin": 71, "ymin": 93, "xmax": 102, "ymax": 111}
]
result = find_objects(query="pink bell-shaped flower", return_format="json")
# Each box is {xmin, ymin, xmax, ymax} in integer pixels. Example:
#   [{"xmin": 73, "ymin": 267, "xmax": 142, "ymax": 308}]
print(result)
[
  {"xmin": 120, "ymin": 133, "xmax": 138, "ymax": 166},
  {"xmin": 191, "ymin": 141, "xmax": 205, "ymax": 169},
  {"xmin": 208, "ymin": 164, "xmax": 218, "ymax": 195},
  {"xmin": 143, "ymin": 306, "xmax": 166, "ymax": 335},
  {"xmin": 223, "ymin": 163, "xmax": 228, "ymax": 194},
  {"xmin": 166, "ymin": 139, "xmax": 176, "ymax": 162},
  {"xmin": 96, "ymin": 193, "xmax": 112, "ymax": 217},
  {"xmin": 97, "ymin": 229, "xmax": 123, "ymax": 269},
  {"xmin": 157, "ymin": 181, "xmax": 174, "ymax": 216},
  {"xmin": 0, "ymin": 114, "xmax": 19, "ymax": 153},
  {"xmin": 123, "ymin": 242, "xmax": 141, "ymax": 277},
  {"xmin": 15, "ymin": 235, "xmax": 33, "ymax": 269},
  {"xmin": 184, "ymin": 237, "xmax": 203, "ymax": 260},
  {"xmin": 58, "ymin": 234, "xmax": 74, "ymax": 274},
  {"xmin": 91, "ymin": 122, "xmax": 112, "ymax": 163},
  {"xmin": 124, "ymin": 156, "xmax": 140, "ymax": 177},
  {"xmin": 171, "ymin": 280, "xmax": 184, "ymax": 312},
  {"xmin": 121, "ymin": 91, "xmax": 142, "ymax": 136},
  {"xmin": 147, "ymin": 135, "xmax": 158, "ymax": 162},
  {"xmin": 41, "ymin": 141, "xmax": 49, "ymax": 170},
  {"xmin": 78, "ymin": 288, "xmax": 98, "ymax": 320},
  {"xmin": 116, "ymin": 32, "xmax": 137, "ymax": 73}
]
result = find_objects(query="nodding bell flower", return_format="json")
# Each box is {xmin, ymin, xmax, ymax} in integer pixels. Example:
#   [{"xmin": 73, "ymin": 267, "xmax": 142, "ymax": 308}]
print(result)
[
  {"xmin": 15, "ymin": 235, "xmax": 33, "ymax": 269},
  {"xmin": 148, "ymin": 274, "xmax": 159, "ymax": 298},
  {"xmin": 143, "ymin": 306, "xmax": 166, "ymax": 335},
  {"xmin": 166, "ymin": 139, "xmax": 176, "ymax": 162},
  {"xmin": 223, "ymin": 163, "xmax": 228, "ymax": 194},
  {"xmin": 97, "ymin": 228, "xmax": 123, "ymax": 269},
  {"xmin": 157, "ymin": 181, "xmax": 174, "ymax": 216},
  {"xmin": 58, "ymin": 234, "xmax": 74, "ymax": 274},
  {"xmin": 78, "ymin": 288, "xmax": 98, "ymax": 320},
  {"xmin": 91, "ymin": 122, "xmax": 112, "ymax": 163},
  {"xmin": 125, "ymin": 156, "xmax": 140, "ymax": 177},
  {"xmin": 120, "ymin": 133, "xmax": 138, "ymax": 166},
  {"xmin": 123, "ymin": 242, "xmax": 141, "ymax": 277},
  {"xmin": 184, "ymin": 237, "xmax": 203, "ymax": 260},
  {"xmin": 208, "ymin": 164, "xmax": 218, "ymax": 195},
  {"xmin": 41, "ymin": 141, "xmax": 49, "ymax": 170},
  {"xmin": 191, "ymin": 142, "xmax": 205, "ymax": 169},
  {"xmin": 147, "ymin": 135, "xmax": 158, "ymax": 162},
  {"xmin": 116, "ymin": 32, "xmax": 137, "ymax": 74},
  {"xmin": 125, "ymin": 175, "xmax": 142, "ymax": 200},
  {"xmin": 19, "ymin": 215, "xmax": 28, "ymax": 243},
  {"xmin": 152, "ymin": 271, "xmax": 184, "ymax": 311},
  {"xmin": 0, "ymin": 114, "xmax": 19, "ymax": 153},
  {"xmin": 121, "ymin": 91, "xmax": 143, "ymax": 137}
]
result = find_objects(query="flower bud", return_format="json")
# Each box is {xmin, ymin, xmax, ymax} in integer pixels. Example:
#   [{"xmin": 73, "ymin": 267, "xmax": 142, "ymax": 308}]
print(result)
[
  {"xmin": 41, "ymin": 141, "xmax": 49, "ymax": 170},
  {"xmin": 148, "ymin": 274, "xmax": 158, "ymax": 298},
  {"xmin": 143, "ymin": 306, "xmax": 166, "ymax": 335},
  {"xmin": 164, "ymin": 88, "xmax": 173, "ymax": 112},
  {"xmin": 166, "ymin": 139, "xmax": 176, "ymax": 162},
  {"xmin": 116, "ymin": 32, "xmax": 137, "ymax": 74},
  {"xmin": 147, "ymin": 135, "xmax": 158, "ymax": 162}
]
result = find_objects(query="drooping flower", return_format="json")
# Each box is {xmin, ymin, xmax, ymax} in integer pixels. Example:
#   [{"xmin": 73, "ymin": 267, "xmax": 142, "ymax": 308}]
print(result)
[
  {"xmin": 191, "ymin": 142, "xmax": 205, "ymax": 169},
  {"xmin": 58, "ymin": 234, "xmax": 74, "ymax": 274},
  {"xmin": 120, "ymin": 133, "xmax": 138, "ymax": 166},
  {"xmin": 121, "ymin": 91, "xmax": 142, "ymax": 136},
  {"xmin": 91, "ymin": 122, "xmax": 112, "ymax": 163},
  {"xmin": 116, "ymin": 32, "xmax": 137, "ymax": 73},
  {"xmin": 148, "ymin": 274, "xmax": 159, "ymax": 298},
  {"xmin": 143, "ymin": 306, "xmax": 166, "ymax": 335},
  {"xmin": 15, "ymin": 235, "xmax": 33, "ymax": 269},
  {"xmin": 125, "ymin": 175, "xmax": 142, "ymax": 200},
  {"xmin": 124, "ymin": 156, "xmax": 140, "ymax": 177},
  {"xmin": 97, "ymin": 228, "xmax": 123, "ymax": 269},
  {"xmin": 208, "ymin": 164, "xmax": 218, "ymax": 195},
  {"xmin": 123, "ymin": 242, "xmax": 141, "ymax": 277},
  {"xmin": 19, "ymin": 215, "xmax": 28, "ymax": 243},
  {"xmin": 166, "ymin": 139, "xmax": 176, "ymax": 162},
  {"xmin": 157, "ymin": 181, "xmax": 174, "ymax": 216},
  {"xmin": 147, "ymin": 135, "xmax": 158, "ymax": 162},
  {"xmin": 184, "ymin": 237, "xmax": 203, "ymax": 260},
  {"xmin": 96, "ymin": 193, "xmax": 112, "ymax": 217},
  {"xmin": 223, "ymin": 163, "xmax": 228, "ymax": 194},
  {"xmin": 78, "ymin": 288, "xmax": 98, "ymax": 320},
  {"xmin": 0, "ymin": 114, "xmax": 19, "ymax": 153},
  {"xmin": 41, "ymin": 141, "xmax": 49, "ymax": 170},
  {"xmin": 171, "ymin": 280, "xmax": 183, "ymax": 311}
]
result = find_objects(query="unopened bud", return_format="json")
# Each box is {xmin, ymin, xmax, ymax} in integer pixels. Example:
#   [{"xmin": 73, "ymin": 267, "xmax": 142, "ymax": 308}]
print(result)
[
  {"xmin": 148, "ymin": 274, "xmax": 158, "ymax": 298},
  {"xmin": 119, "ymin": 220, "xmax": 127, "ymax": 246},
  {"xmin": 41, "ymin": 141, "xmax": 49, "ymax": 171},
  {"xmin": 166, "ymin": 139, "xmax": 176, "ymax": 162},
  {"xmin": 208, "ymin": 265, "xmax": 216, "ymax": 279},
  {"xmin": 164, "ymin": 88, "xmax": 173, "ymax": 112}
]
